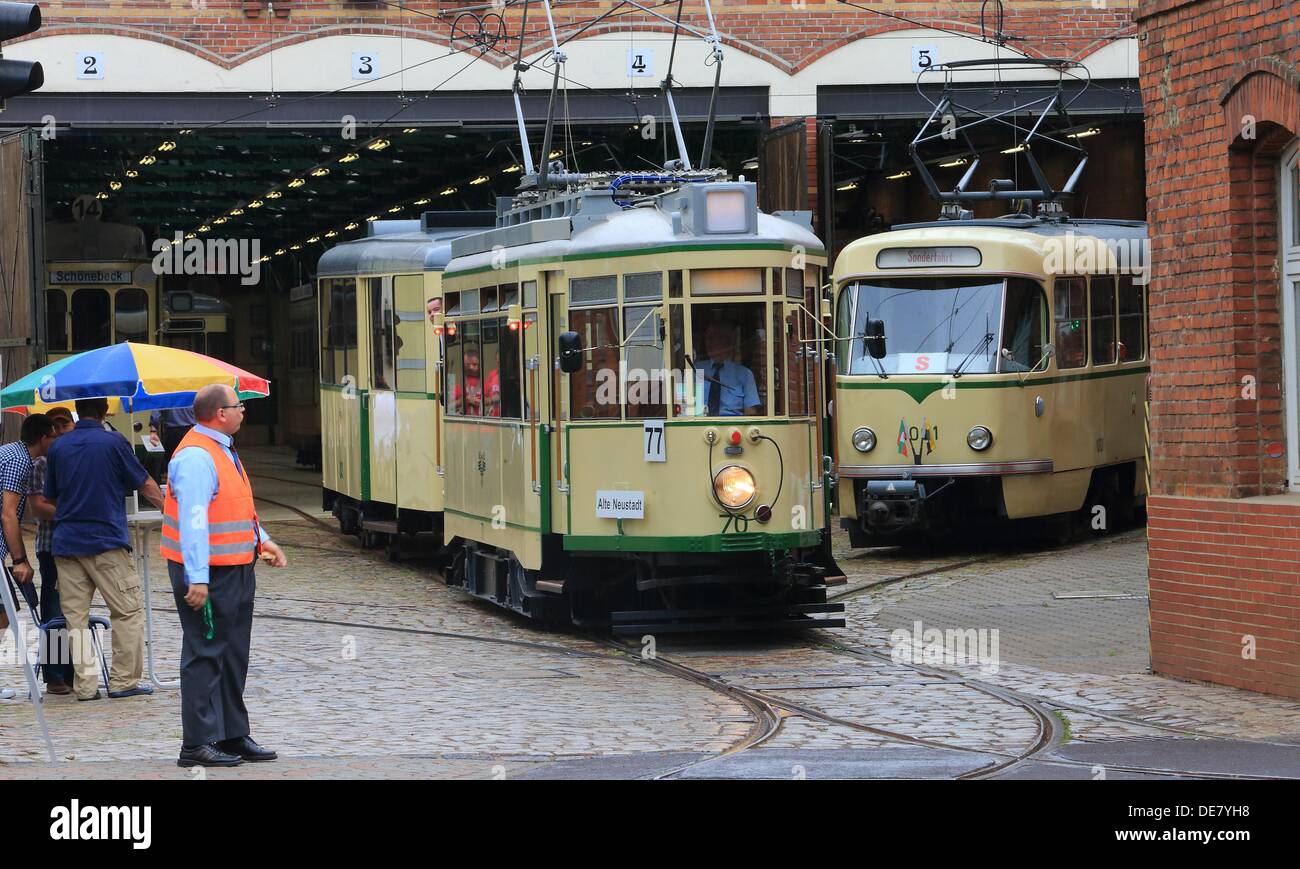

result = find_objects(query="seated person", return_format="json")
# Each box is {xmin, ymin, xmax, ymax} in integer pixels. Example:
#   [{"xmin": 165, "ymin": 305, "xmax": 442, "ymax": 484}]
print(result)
[{"xmin": 694, "ymin": 321, "xmax": 761, "ymax": 416}]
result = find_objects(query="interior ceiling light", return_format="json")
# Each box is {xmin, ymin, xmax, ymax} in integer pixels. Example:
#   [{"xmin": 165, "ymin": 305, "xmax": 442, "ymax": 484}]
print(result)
[
  {"xmin": 325, "ymin": 230, "xmax": 338, "ymax": 238},
  {"xmin": 548, "ymin": 150, "xmax": 563, "ymax": 159},
  {"xmin": 1067, "ymin": 127, "xmax": 1101, "ymax": 139},
  {"xmin": 288, "ymin": 178, "xmax": 306, "ymax": 188},
  {"xmin": 158, "ymin": 141, "xmax": 177, "ymax": 152},
  {"xmin": 886, "ymin": 170, "xmax": 912, "ymax": 180},
  {"xmin": 836, "ymin": 181, "xmax": 858, "ymax": 191},
  {"xmin": 388, "ymin": 206, "xmax": 401, "ymax": 213},
  {"xmin": 275, "ymin": 248, "xmax": 286, "ymax": 256},
  {"xmin": 213, "ymin": 216, "xmax": 228, "ymax": 225},
  {"xmin": 310, "ymin": 167, "xmax": 330, "ymax": 177},
  {"xmin": 367, "ymin": 139, "xmax": 391, "ymax": 151},
  {"xmin": 138, "ymin": 155, "xmax": 156, "ymax": 166},
  {"xmin": 339, "ymin": 153, "xmax": 360, "ymax": 163},
  {"xmin": 230, "ymin": 208, "xmax": 244, "ymax": 216},
  {"xmin": 248, "ymin": 199, "xmax": 264, "ymax": 208},
  {"xmin": 413, "ymin": 198, "xmax": 431, "ymax": 206},
  {"xmin": 366, "ymin": 215, "xmax": 379, "ymax": 221},
  {"xmin": 95, "ymin": 192, "xmax": 109, "ymax": 200},
  {"xmin": 440, "ymin": 187, "xmax": 457, "ymax": 196},
  {"xmin": 198, "ymin": 225, "xmax": 211, "ymax": 232},
  {"xmin": 179, "ymin": 129, "xmax": 194, "ymax": 135},
  {"xmin": 503, "ymin": 164, "xmax": 521, "ymax": 173},
  {"xmin": 307, "ymin": 236, "xmax": 320, "ymax": 243},
  {"xmin": 344, "ymin": 222, "xmax": 359, "ymax": 230},
  {"xmin": 939, "ymin": 158, "xmax": 968, "ymax": 168},
  {"xmin": 185, "ymin": 233, "xmax": 197, "ymax": 240},
  {"xmin": 266, "ymin": 190, "xmax": 283, "ymax": 199},
  {"xmin": 469, "ymin": 175, "xmax": 489, "ymax": 185},
  {"xmin": 125, "ymin": 170, "xmax": 139, "ymax": 178},
  {"xmin": 290, "ymin": 244, "xmax": 301, "ymax": 251},
  {"xmin": 402, "ymin": 128, "xmax": 418, "ymax": 134},
  {"xmin": 108, "ymin": 180, "xmax": 123, "ymax": 191},
  {"xmin": 1001, "ymin": 144, "xmax": 1028, "ymax": 154}
]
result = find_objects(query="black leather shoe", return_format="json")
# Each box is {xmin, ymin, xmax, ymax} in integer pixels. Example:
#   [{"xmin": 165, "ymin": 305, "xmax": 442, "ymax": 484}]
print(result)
[
  {"xmin": 218, "ymin": 735, "xmax": 278, "ymax": 762},
  {"xmin": 178, "ymin": 743, "xmax": 243, "ymax": 767}
]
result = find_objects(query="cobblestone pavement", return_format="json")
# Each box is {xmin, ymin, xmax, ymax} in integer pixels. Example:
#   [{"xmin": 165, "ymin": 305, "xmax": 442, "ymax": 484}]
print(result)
[{"xmin": 2, "ymin": 459, "xmax": 1298, "ymax": 778}]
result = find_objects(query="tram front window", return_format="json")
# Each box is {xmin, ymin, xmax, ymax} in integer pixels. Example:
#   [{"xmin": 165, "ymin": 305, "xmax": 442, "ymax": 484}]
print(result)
[
  {"xmin": 685, "ymin": 304, "xmax": 766, "ymax": 417},
  {"xmin": 843, "ymin": 278, "xmax": 1003, "ymax": 376}
]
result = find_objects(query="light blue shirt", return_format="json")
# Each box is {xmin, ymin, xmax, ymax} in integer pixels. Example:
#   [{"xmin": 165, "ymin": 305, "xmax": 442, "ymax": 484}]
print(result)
[
  {"xmin": 694, "ymin": 359, "xmax": 761, "ymax": 416},
  {"xmin": 167, "ymin": 423, "xmax": 270, "ymax": 586}
]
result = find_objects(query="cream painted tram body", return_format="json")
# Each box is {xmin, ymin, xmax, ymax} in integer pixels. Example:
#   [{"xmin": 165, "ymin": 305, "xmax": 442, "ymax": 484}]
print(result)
[
  {"xmin": 832, "ymin": 216, "xmax": 1149, "ymax": 546},
  {"xmin": 437, "ymin": 178, "xmax": 843, "ymax": 631}
]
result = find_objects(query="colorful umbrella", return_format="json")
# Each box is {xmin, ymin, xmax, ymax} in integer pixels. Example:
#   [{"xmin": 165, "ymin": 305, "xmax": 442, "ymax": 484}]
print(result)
[{"xmin": 1, "ymin": 342, "xmax": 270, "ymax": 413}]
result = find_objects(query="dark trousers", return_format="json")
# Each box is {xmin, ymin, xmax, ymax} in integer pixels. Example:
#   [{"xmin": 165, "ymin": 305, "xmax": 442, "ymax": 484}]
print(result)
[
  {"xmin": 169, "ymin": 559, "xmax": 256, "ymax": 747},
  {"xmin": 37, "ymin": 551, "xmax": 74, "ymax": 686}
]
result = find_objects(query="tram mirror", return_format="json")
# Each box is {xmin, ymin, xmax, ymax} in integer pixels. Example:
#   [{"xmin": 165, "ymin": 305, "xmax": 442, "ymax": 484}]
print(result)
[
  {"xmin": 505, "ymin": 304, "xmax": 522, "ymax": 332},
  {"xmin": 558, "ymin": 331, "xmax": 584, "ymax": 374},
  {"xmin": 864, "ymin": 319, "xmax": 886, "ymax": 359}
]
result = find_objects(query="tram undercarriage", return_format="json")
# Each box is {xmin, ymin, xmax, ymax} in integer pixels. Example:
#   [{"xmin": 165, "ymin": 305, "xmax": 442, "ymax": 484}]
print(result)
[{"xmin": 449, "ymin": 541, "xmax": 846, "ymax": 634}]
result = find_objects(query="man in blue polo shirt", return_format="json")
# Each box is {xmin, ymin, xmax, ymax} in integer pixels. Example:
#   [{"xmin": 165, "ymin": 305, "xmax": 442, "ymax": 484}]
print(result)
[
  {"xmin": 694, "ymin": 320, "xmax": 762, "ymax": 416},
  {"xmin": 43, "ymin": 398, "xmax": 165, "ymax": 701}
]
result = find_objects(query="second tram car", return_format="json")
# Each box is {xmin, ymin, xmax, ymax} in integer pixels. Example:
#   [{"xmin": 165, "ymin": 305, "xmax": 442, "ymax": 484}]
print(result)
[{"xmin": 832, "ymin": 215, "xmax": 1149, "ymax": 545}]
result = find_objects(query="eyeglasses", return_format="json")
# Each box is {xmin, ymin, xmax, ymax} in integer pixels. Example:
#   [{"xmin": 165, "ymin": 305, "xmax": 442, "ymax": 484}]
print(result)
[{"xmin": 221, "ymin": 403, "xmax": 246, "ymax": 411}]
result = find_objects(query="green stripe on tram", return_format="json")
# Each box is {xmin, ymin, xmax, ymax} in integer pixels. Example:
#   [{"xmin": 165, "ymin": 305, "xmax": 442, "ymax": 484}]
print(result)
[{"xmin": 837, "ymin": 365, "xmax": 1151, "ymax": 404}]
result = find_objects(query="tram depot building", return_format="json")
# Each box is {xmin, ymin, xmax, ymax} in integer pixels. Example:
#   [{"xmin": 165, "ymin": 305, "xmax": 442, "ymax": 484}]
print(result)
[{"xmin": 0, "ymin": 0, "xmax": 1295, "ymax": 701}]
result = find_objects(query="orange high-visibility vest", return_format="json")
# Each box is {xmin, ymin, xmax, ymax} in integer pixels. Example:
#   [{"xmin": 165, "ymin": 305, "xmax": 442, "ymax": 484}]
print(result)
[{"xmin": 160, "ymin": 428, "xmax": 260, "ymax": 566}]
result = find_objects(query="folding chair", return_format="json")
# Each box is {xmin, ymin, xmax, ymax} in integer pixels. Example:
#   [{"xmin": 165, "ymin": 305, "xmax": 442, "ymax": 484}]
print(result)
[{"xmin": 33, "ymin": 614, "xmax": 112, "ymax": 694}]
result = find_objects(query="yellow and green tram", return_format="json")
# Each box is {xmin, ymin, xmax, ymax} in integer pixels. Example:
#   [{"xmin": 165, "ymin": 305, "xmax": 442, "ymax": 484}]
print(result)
[
  {"xmin": 315, "ymin": 214, "xmax": 493, "ymax": 553},
  {"xmin": 831, "ymin": 216, "xmax": 1149, "ymax": 546},
  {"xmin": 437, "ymin": 177, "xmax": 843, "ymax": 631}
]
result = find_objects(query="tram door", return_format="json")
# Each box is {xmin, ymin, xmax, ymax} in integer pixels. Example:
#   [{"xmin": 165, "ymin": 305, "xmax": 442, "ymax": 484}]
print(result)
[
  {"xmin": 367, "ymin": 276, "xmax": 399, "ymax": 506},
  {"xmin": 546, "ymin": 272, "xmax": 570, "ymax": 534}
]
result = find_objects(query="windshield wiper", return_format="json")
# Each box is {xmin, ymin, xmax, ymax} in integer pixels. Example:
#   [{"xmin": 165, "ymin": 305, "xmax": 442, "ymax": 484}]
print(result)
[{"xmin": 952, "ymin": 331, "xmax": 995, "ymax": 378}]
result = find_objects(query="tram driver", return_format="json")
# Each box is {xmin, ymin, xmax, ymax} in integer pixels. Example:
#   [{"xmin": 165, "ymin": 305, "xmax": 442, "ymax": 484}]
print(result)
[{"xmin": 694, "ymin": 320, "xmax": 761, "ymax": 416}]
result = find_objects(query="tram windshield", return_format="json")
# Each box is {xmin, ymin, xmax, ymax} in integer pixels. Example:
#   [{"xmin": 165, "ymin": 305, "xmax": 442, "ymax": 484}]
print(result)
[{"xmin": 842, "ymin": 277, "xmax": 1010, "ymax": 376}]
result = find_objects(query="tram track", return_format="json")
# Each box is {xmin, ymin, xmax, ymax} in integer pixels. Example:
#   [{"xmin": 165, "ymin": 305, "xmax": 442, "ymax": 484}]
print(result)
[{"xmin": 128, "ymin": 506, "xmax": 1288, "ymax": 779}]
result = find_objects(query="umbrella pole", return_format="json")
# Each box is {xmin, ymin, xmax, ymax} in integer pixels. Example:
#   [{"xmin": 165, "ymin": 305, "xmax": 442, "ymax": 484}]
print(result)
[{"xmin": 0, "ymin": 565, "xmax": 57, "ymax": 762}]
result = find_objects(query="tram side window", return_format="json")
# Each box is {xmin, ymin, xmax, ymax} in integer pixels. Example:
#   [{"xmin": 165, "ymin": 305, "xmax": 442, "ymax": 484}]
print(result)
[
  {"xmin": 1000, "ymin": 279, "xmax": 1046, "ymax": 372},
  {"xmin": 787, "ymin": 300, "xmax": 808, "ymax": 416},
  {"xmin": 481, "ymin": 318, "xmax": 501, "ymax": 416},
  {"xmin": 568, "ymin": 307, "xmax": 619, "ymax": 419},
  {"xmin": 114, "ymin": 288, "xmax": 149, "ymax": 344},
  {"xmin": 624, "ymin": 304, "xmax": 665, "ymax": 418},
  {"xmin": 370, "ymin": 278, "xmax": 395, "ymax": 391},
  {"xmin": 689, "ymin": 303, "xmax": 766, "ymax": 417},
  {"xmin": 319, "ymin": 278, "xmax": 357, "ymax": 385},
  {"xmin": 46, "ymin": 290, "xmax": 67, "ymax": 353},
  {"xmin": 771, "ymin": 301, "xmax": 785, "ymax": 416},
  {"xmin": 1090, "ymin": 276, "xmax": 1117, "ymax": 365},
  {"xmin": 445, "ymin": 326, "xmax": 462, "ymax": 414},
  {"xmin": 498, "ymin": 316, "xmax": 523, "ymax": 419},
  {"xmin": 1052, "ymin": 277, "xmax": 1088, "ymax": 370},
  {"xmin": 458, "ymin": 320, "xmax": 484, "ymax": 417},
  {"xmin": 71, "ymin": 288, "xmax": 111, "ymax": 351},
  {"xmin": 394, "ymin": 275, "xmax": 426, "ymax": 392},
  {"xmin": 1117, "ymin": 276, "xmax": 1145, "ymax": 362}
]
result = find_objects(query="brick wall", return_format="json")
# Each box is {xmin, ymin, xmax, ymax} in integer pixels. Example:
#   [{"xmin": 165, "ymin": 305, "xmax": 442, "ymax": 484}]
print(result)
[
  {"xmin": 18, "ymin": 2, "xmax": 1137, "ymax": 70},
  {"xmin": 1138, "ymin": 0, "xmax": 1300, "ymax": 699}
]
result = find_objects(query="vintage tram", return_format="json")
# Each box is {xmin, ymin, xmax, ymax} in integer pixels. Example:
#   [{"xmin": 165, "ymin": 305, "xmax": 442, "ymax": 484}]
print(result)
[
  {"xmin": 832, "ymin": 215, "xmax": 1149, "ymax": 546},
  {"xmin": 436, "ymin": 176, "xmax": 843, "ymax": 631}
]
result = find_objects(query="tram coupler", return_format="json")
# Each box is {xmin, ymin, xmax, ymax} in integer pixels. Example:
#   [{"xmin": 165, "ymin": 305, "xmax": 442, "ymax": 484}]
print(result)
[{"xmin": 861, "ymin": 479, "xmax": 926, "ymax": 535}]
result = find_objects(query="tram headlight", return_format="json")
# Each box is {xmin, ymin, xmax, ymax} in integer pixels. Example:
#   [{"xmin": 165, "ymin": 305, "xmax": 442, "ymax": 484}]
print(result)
[
  {"xmin": 967, "ymin": 426, "xmax": 993, "ymax": 451},
  {"xmin": 713, "ymin": 465, "xmax": 757, "ymax": 510},
  {"xmin": 852, "ymin": 427, "xmax": 876, "ymax": 453}
]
